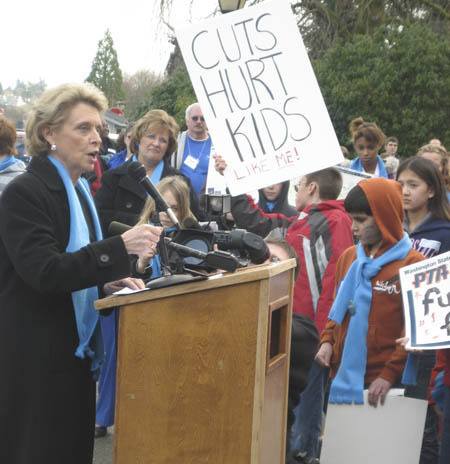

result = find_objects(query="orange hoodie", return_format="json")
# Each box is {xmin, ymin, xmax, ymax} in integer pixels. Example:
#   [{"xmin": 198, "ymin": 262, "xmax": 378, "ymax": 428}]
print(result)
[{"xmin": 321, "ymin": 178, "xmax": 424, "ymax": 385}]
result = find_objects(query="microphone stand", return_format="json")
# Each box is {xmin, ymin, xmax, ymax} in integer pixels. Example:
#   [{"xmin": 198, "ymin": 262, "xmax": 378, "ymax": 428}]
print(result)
[{"xmin": 145, "ymin": 236, "xmax": 207, "ymax": 290}]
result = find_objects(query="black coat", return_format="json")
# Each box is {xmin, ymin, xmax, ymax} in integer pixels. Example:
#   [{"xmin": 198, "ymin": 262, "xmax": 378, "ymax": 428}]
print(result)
[
  {"xmin": 258, "ymin": 180, "xmax": 297, "ymax": 217},
  {"xmin": 95, "ymin": 159, "xmax": 201, "ymax": 235},
  {"xmin": 0, "ymin": 156, "xmax": 131, "ymax": 464}
]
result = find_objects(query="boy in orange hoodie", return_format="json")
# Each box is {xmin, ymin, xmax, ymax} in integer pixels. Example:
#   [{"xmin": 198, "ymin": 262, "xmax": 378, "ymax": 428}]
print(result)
[{"xmin": 316, "ymin": 178, "xmax": 423, "ymax": 406}]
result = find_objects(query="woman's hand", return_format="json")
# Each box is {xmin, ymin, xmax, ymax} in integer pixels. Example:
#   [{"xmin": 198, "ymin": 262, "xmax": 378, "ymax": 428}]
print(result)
[
  {"xmin": 214, "ymin": 154, "xmax": 227, "ymax": 175},
  {"xmin": 103, "ymin": 277, "xmax": 146, "ymax": 295},
  {"xmin": 315, "ymin": 342, "xmax": 333, "ymax": 367},
  {"xmin": 121, "ymin": 224, "xmax": 162, "ymax": 260}
]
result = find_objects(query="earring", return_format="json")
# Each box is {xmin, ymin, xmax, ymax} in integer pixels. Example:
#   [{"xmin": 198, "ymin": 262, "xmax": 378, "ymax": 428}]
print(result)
[{"xmin": 50, "ymin": 144, "xmax": 57, "ymax": 151}]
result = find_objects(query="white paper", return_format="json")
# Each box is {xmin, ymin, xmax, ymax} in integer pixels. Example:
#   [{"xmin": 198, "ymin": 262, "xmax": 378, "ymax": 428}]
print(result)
[
  {"xmin": 336, "ymin": 166, "xmax": 373, "ymax": 199},
  {"xmin": 321, "ymin": 391, "xmax": 427, "ymax": 464},
  {"xmin": 177, "ymin": 0, "xmax": 343, "ymax": 196},
  {"xmin": 399, "ymin": 250, "xmax": 450, "ymax": 350},
  {"xmin": 113, "ymin": 287, "xmax": 150, "ymax": 295}
]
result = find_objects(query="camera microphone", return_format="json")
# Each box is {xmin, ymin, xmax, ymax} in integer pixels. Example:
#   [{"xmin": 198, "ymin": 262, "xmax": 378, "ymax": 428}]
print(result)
[{"xmin": 128, "ymin": 161, "xmax": 180, "ymax": 228}]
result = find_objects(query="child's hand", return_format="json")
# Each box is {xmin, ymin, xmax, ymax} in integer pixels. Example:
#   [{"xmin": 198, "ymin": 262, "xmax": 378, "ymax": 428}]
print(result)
[
  {"xmin": 315, "ymin": 342, "xmax": 333, "ymax": 367},
  {"xmin": 368, "ymin": 377, "xmax": 391, "ymax": 407},
  {"xmin": 395, "ymin": 336, "xmax": 423, "ymax": 352},
  {"xmin": 213, "ymin": 154, "xmax": 227, "ymax": 175}
]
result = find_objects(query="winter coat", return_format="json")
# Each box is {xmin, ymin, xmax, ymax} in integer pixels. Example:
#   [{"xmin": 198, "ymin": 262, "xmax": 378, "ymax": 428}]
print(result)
[
  {"xmin": 95, "ymin": 158, "xmax": 201, "ymax": 235},
  {"xmin": 258, "ymin": 181, "xmax": 297, "ymax": 216},
  {"xmin": 0, "ymin": 155, "xmax": 131, "ymax": 464},
  {"xmin": 0, "ymin": 158, "xmax": 25, "ymax": 195}
]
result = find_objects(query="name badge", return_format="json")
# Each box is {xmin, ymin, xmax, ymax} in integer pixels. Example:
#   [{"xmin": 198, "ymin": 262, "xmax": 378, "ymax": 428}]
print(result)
[{"xmin": 184, "ymin": 154, "xmax": 199, "ymax": 170}]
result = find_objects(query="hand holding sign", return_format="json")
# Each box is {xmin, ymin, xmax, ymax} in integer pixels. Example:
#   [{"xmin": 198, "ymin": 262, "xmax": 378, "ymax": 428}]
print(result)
[
  {"xmin": 400, "ymin": 251, "xmax": 450, "ymax": 350},
  {"xmin": 177, "ymin": 0, "xmax": 343, "ymax": 195}
]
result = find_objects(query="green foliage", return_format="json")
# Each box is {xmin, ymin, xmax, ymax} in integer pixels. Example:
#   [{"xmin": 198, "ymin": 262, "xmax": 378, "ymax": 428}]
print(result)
[
  {"xmin": 136, "ymin": 68, "xmax": 196, "ymax": 130},
  {"xmin": 86, "ymin": 30, "xmax": 124, "ymax": 106},
  {"xmin": 314, "ymin": 23, "xmax": 450, "ymax": 156}
]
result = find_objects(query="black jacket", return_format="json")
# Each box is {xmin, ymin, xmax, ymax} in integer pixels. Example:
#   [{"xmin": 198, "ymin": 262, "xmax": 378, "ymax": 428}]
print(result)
[
  {"xmin": 0, "ymin": 155, "xmax": 131, "ymax": 464},
  {"xmin": 258, "ymin": 180, "xmax": 297, "ymax": 217},
  {"xmin": 95, "ymin": 159, "xmax": 201, "ymax": 235}
]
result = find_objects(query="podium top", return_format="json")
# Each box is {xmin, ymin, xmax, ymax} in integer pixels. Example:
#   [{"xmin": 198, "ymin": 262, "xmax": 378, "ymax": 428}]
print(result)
[{"xmin": 95, "ymin": 259, "xmax": 296, "ymax": 310}]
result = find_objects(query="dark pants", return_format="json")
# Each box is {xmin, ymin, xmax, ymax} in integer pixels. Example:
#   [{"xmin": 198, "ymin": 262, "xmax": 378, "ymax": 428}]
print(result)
[
  {"xmin": 440, "ymin": 386, "xmax": 450, "ymax": 464},
  {"xmin": 405, "ymin": 352, "xmax": 439, "ymax": 464},
  {"xmin": 286, "ymin": 314, "xmax": 319, "ymax": 459}
]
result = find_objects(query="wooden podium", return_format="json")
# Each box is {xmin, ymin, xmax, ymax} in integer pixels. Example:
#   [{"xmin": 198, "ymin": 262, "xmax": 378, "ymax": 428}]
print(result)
[{"xmin": 95, "ymin": 260, "xmax": 295, "ymax": 464}]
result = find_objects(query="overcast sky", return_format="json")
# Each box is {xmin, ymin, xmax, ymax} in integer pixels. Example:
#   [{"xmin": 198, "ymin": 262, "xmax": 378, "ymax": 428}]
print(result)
[{"xmin": 1, "ymin": 0, "xmax": 218, "ymax": 89}]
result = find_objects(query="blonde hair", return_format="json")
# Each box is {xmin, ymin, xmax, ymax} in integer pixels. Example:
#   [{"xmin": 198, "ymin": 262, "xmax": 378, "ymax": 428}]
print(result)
[
  {"xmin": 417, "ymin": 143, "xmax": 449, "ymax": 189},
  {"xmin": 137, "ymin": 175, "xmax": 194, "ymax": 225},
  {"xmin": 25, "ymin": 83, "xmax": 108, "ymax": 156},
  {"xmin": 349, "ymin": 117, "xmax": 385, "ymax": 151},
  {"xmin": 129, "ymin": 109, "xmax": 179, "ymax": 160}
]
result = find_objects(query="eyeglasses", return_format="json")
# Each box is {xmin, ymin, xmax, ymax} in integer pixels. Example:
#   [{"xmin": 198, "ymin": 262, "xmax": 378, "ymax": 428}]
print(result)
[{"xmin": 192, "ymin": 116, "xmax": 205, "ymax": 122}]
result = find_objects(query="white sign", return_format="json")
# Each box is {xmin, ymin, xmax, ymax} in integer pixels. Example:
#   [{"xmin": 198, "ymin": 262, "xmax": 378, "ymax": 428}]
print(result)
[
  {"xmin": 336, "ymin": 166, "xmax": 372, "ymax": 199},
  {"xmin": 399, "ymin": 250, "xmax": 450, "ymax": 350},
  {"xmin": 176, "ymin": 0, "xmax": 343, "ymax": 196},
  {"xmin": 321, "ymin": 390, "xmax": 427, "ymax": 464}
]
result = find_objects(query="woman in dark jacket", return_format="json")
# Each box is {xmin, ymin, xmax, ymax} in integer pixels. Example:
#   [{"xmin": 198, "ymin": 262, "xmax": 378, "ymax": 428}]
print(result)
[
  {"xmin": 95, "ymin": 109, "xmax": 200, "ymax": 233},
  {"xmin": 0, "ymin": 83, "xmax": 161, "ymax": 464},
  {"xmin": 258, "ymin": 181, "xmax": 297, "ymax": 217}
]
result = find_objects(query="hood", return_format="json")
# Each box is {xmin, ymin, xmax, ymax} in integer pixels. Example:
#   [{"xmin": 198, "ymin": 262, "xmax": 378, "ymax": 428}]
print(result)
[
  {"xmin": 359, "ymin": 178, "xmax": 404, "ymax": 248},
  {"xmin": 0, "ymin": 159, "xmax": 26, "ymax": 174},
  {"xmin": 258, "ymin": 180, "xmax": 292, "ymax": 213}
]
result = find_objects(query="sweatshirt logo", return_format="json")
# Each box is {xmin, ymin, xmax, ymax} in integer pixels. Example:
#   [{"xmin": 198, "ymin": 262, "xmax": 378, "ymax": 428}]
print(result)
[{"xmin": 373, "ymin": 278, "xmax": 400, "ymax": 295}]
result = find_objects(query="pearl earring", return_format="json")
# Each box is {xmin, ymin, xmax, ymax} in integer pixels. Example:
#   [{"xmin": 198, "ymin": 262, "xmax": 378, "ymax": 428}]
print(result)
[{"xmin": 51, "ymin": 144, "xmax": 57, "ymax": 151}]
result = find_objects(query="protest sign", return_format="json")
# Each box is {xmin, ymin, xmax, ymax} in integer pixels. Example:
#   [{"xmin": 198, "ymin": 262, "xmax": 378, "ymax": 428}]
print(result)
[
  {"xmin": 400, "ymin": 250, "xmax": 450, "ymax": 349},
  {"xmin": 321, "ymin": 390, "xmax": 427, "ymax": 464},
  {"xmin": 176, "ymin": 0, "xmax": 343, "ymax": 196},
  {"xmin": 336, "ymin": 166, "xmax": 372, "ymax": 199}
]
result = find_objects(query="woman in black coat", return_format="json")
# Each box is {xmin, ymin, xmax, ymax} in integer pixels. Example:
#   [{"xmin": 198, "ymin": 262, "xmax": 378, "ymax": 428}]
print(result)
[
  {"xmin": 0, "ymin": 83, "xmax": 161, "ymax": 464},
  {"xmin": 95, "ymin": 109, "xmax": 201, "ymax": 234}
]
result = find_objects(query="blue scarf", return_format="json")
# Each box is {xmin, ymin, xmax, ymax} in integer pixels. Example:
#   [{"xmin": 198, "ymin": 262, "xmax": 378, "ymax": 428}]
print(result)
[
  {"xmin": 48, "ymin": 156, "xmax": 104, "ymax": 377},
  {"xmin": 351, "ymin": 155, "xmax": 388, "ymax": 178},
  {"xmin": 265, "ymin": 201, "xmax": 275, "ymax": 212},
  {"xmin": 0, "ymin": 155, "xmax": 18, "ymax": 172},
  {"xmin": 328, "ymin": 233, "xmax": 412, "ymax": 404},
  {"xmin": 402, "ymin": 353, "xmax": 419, "ymax": 386}
]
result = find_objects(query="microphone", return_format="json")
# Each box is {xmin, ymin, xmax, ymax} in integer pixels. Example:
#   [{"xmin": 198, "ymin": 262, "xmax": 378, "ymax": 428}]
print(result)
[
  {"xmin": 127, "ymin": 161, "xmax": 180, "ymax": 228},
  {"xmin": 109, "ymin": 221, "xmax": 132, "ymax": 236},
  {"xmin": 164, "ymin": 238, "xmax": 239, "ymax": 273},
  {"xmin": 181, "ymin": 217, "xmax": 202, "ymax": 230}
]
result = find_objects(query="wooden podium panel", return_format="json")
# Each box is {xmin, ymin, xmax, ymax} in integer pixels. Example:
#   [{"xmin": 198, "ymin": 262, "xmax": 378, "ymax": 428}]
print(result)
[{"xmin": 96, "ymin": 260, "xmax": 295, "ymax": 464}]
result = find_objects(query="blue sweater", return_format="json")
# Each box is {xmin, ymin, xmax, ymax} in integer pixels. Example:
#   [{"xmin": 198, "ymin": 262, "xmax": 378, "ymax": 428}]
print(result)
[{"xmin": 407, "ymin": 215, "xmax": 450, "ymax": 258}]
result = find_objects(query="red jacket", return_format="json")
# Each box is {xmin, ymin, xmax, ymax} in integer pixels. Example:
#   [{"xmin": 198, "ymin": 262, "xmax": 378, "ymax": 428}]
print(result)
[
  {"xmin": 229, "ymin": 195, "xmax": 353, "ymax": 332},
  {"xmin": 286, "ymin": 201, "xmax": 353, "ymax": 332}
]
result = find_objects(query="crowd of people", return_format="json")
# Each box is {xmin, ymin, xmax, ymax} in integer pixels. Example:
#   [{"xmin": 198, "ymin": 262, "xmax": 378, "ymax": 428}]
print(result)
[{"xmin": 0, "ymin": 82, "xmax": 449, "ymax": 464}]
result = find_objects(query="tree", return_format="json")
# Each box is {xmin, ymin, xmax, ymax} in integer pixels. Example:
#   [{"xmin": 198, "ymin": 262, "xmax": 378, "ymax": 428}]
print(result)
[
  {"xmin": 314, "ymin": 23, "xmax": 450, "ymax": 155},
  {"xmin": 122, "ymin": 70, "xmax": 161, "ymax": 121},
  {"xmin": 13, "ymin": 79, "xmax": 46, "ymax": 104},
  {"xmin": 137, "ymin": 68, "xmax": 196, "ymax": 129},
  {"xmin": 86, "ymin": 30, "xmax": 124, "ymax": 106}
]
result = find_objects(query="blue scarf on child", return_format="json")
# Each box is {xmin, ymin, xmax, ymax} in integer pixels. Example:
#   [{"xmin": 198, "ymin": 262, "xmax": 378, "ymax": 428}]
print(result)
[
  {"xmin": 328, "ymin": 233, "xmax": 412, "ymax": 404},
  {"xmin": 350, "ymin": 155, "xmax": 388, "ymax": 178},
  {"xmin": 0, "ymin": 155, "xmax": 19, "ymax": 172},
  {"xmin": 48, "ymin": 156, "xmax": 104, "ymax": 377}
]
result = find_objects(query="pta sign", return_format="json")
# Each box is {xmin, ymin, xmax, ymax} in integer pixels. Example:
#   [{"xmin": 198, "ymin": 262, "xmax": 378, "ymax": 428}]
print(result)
[
  {"xmin": 400, "ymin": 251, "xmax": 450, "ymax": 349},
  {"xmin": 177, "ymin": 0, "xmax": 343, "ymax": 195}
]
